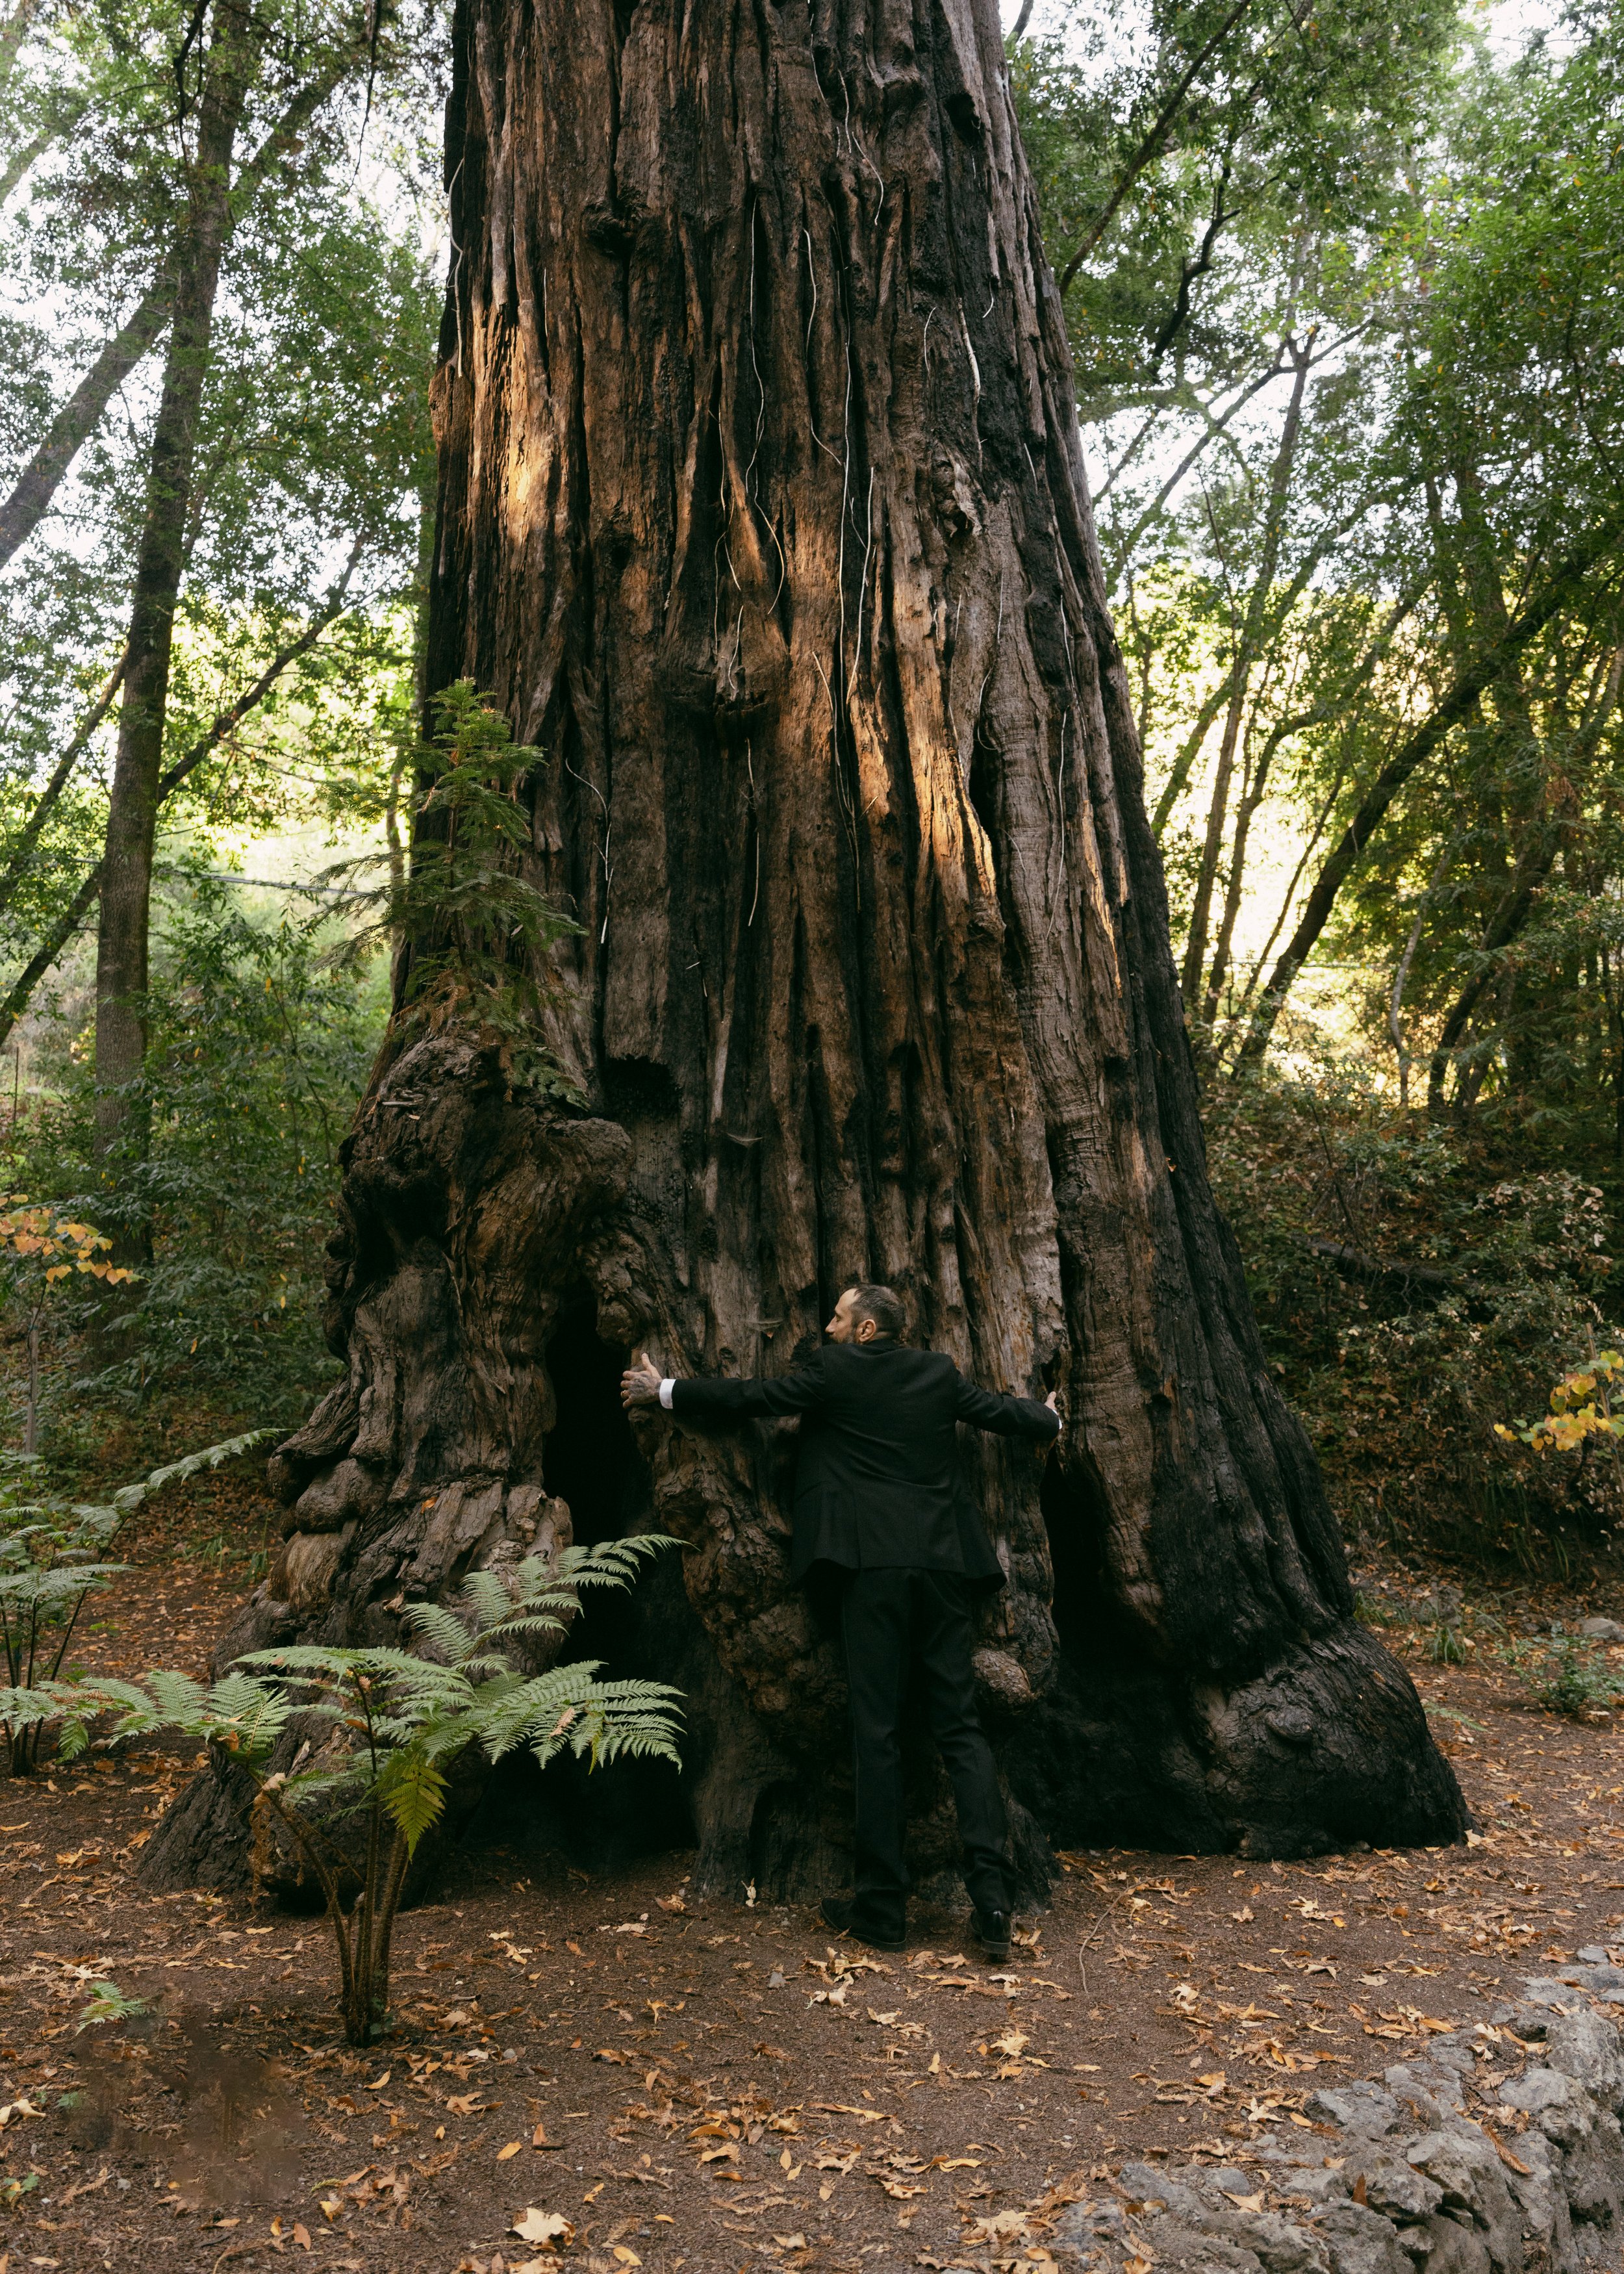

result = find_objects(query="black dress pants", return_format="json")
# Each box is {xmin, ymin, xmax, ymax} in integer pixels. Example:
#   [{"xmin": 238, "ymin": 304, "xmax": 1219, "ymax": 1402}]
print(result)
[{"xmin": 839, "ymin": 1565, "xmax": 1011, "ymax": 1937}]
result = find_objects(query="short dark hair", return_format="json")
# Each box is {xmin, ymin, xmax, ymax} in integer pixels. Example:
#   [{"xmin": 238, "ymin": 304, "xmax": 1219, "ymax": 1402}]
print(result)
[{"xmin": 845, "ymin": 1283, "xmax": 906, "ymax": 1340}]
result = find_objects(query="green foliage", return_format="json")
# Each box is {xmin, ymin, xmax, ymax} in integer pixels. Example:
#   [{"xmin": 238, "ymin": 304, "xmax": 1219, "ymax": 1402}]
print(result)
[
  {"xmin": 20, "ymin": 1536, "xmax": 682, "ymax": 2045},
  {"xmin": 10, "ymin": 875, "xmax": 385, "ymax": 1419},
  {"xmin": 1207, "ymin": 1060, "xmax": 1624, "ymax": 1566},
  {"xmin": 0, "ymin": 1427, "xmax": 267, "ymax": 1771},
  {"xmin": 1500, "ymin": 1628, "xmax": 1624, "ymax": 1720},
  {"xmin": 75, "ymin": 1980, "xmax": 148, "ymax": 2032},
  {"xmin": 0, "ymin": 0, "xmax": 442, "ymax": 993},
  {"xmin": 1426, "ymin": 1620, "xmax": 1468, "ymax": 1667}
]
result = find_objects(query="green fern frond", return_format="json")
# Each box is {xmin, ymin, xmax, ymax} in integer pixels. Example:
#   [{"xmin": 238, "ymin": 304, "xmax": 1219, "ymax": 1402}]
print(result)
[
  {"xmin": 0, "ymin": 1685, "xmax": 64, "ymax": 1730},
  {"xmin": 376, "ymin": 1747, "xmax": 450, "ymax": 1854},
  {"xmin": 455, "ymin": 1568, "xmax": 515, "ymax": 1628},
  {"xmin": 107, "ymin": 1429, "xmax": 274, "ymax": 1519},
  {"xmin": 401, "ymin": 1602, "xmax": 474, "ymax": 1661},
  {"xmin": 134, "ymin": 1668, "xmax": 211, "ymax": 1726}
]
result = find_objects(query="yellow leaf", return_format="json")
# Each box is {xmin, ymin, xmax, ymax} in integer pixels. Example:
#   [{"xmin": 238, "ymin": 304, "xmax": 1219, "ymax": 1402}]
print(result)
[{"xmin": 498, "ymin": 2141, "xmax": 523, "ymax": 2160}]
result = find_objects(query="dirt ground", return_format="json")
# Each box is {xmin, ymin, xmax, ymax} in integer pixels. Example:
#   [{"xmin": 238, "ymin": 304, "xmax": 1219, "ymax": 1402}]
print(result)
[{"xmin": 1, "ymin": 1473, "xmax": 1622, "ymax": 2274}]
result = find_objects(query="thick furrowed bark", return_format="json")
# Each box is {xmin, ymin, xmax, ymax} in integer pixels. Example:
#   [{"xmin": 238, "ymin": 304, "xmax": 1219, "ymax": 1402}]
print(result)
[{"xmin": 160, "ymin": 0, "xmax": 1464, "ymax": 1903}]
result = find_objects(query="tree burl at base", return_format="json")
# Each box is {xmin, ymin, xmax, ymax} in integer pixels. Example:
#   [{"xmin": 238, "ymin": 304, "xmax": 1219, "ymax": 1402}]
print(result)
[{"xmin": 143, "ymin": 0, "xmax": 1463, "ymax": 1900}]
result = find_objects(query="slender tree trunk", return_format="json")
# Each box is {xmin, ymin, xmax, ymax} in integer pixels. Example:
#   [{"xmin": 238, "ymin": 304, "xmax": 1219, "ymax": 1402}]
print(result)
[
  {"xmin": 1236, "ymin": 507, "xmax": 1624, "ymax": 1070},
  {"xmin": 1200, "ymin": 700, "xmax": 1269, "ymax": 1034},
  {"xmin": 1181, "ymin": 677, "xmax": 1246, "ymax": 1017},
  {"xmin": 154, "ymin": 0, "xmax": 1463, "ymax": 1901},
  {"xmin": 0, "ymin": 285, "xmax": 174, "ymax": 572},
  {"xmin": 1181, "ymin": 341, "xmax": 1310, "ymax": 1023},
  {"xmin": 1389, "ymin": 842, "xmax": 1454, "ymax": 1111},
  {"xmin": 92, "ymin": 5, "xmax": 253, "ymax": 1205}
]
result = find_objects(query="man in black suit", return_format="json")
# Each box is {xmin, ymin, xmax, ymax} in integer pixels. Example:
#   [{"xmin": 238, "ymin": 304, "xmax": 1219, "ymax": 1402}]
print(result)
[{"xmin": 620, "ymin": 1284, "xmax": 1060, "ymax": 1959}]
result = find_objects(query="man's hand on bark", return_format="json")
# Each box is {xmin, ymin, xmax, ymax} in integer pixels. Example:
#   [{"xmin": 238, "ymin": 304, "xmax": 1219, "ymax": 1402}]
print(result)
[{"xmin": 621, "ymin": 1351, "xmax": 664, "ymax": 1409}]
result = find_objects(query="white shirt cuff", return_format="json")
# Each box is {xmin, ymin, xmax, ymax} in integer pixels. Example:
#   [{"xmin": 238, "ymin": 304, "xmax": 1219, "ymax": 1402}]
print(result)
[{"xmin": 659, "ymin": 1378, "xmax": 675, "ymax": 1410}]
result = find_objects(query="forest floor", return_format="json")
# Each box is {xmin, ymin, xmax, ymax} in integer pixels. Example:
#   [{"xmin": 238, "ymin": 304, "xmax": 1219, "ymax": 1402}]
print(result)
[{"xmin": 1, "ymin": 1465, "xmax": 1622, "ymax": 2274}]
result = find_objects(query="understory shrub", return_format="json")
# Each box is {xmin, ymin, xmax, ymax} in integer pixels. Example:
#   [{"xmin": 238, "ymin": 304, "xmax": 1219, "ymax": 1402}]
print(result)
[
  {"xmin": 1206, "ymin": 1060, "xmax": 1624, "ymax": 1569},
  {"xmin": 8, "ymin": 873, "xmax": 385, "ymax": 1433},
  {"xmin": 1500, "ymin": 1628, "xmax": 1624, "ymax": 1718}
]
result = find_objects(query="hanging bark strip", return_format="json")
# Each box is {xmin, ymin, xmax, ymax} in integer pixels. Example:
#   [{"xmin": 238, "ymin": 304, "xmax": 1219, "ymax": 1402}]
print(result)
[{"xmin": 159, "ymin": 0, "xmax": 1464, "ymax": 1898}]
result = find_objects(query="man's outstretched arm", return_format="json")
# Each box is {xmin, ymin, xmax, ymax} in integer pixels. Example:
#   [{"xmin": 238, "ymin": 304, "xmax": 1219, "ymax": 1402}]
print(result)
[
  {"xmin": 620, "ymin": 1348, "xmax": 828, "ymax": 1418},
  {"xmin": 953, "ymin": 1372, "xmax": 1061, "ymax": 1442}
]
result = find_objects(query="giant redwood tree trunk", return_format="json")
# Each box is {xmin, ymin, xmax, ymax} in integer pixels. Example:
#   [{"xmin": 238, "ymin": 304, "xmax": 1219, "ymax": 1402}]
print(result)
[{"xmin": 150, "ymin": 0, "xmax": 1465, "ymax": 1900}]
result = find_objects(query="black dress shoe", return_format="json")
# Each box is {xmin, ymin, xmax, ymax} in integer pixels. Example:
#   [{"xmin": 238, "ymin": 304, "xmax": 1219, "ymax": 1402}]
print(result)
[
  {"xmin": 972, "ymin": 1907, "xmax": 1011, "ymax": 1962},
  {"xmin": 820, "ymin": 1895, "xmax": 906, "ymax": 1952}
]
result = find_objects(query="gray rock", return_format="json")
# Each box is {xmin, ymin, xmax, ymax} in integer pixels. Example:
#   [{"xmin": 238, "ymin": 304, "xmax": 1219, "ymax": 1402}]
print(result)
[
  {"xmin": 1488, "ymin": 2004, "xmax": 1557, "ymax": 2032},
  {"xmin": 1310, "ymin": 2084, "xmax": 1405, "ymax": 2138},
  {"xmin": 1503, "ymin": 2067, "xmax": 1624, "ymax": 2230},
  {"xmin": 1268, "ymin": 2162, "xmax": 1354, "ymax": 2208},
  {"xmin": 1087, "ymin": 1979, "xmax": 1623, "ymax": 2274},
  {"xmin": 1121, "ymin": 2162, "xmax": 1206, "ymax": 2219},
  {"xmin": 1502, "ymin": 2068, "xmax": 1595, "ymax": 2137},
  {"xmin": 1317, "ymin": 2202, "xmax": 1414, "ymax": 2274},
  {"xmin": 1551, "ymin": 1967, "xmax": 1624, "ymax": 2004},
  {"xmin": 1342, "ymin": 2149, "xmax": 1446, "ymax": 2223},
  {"xmin": 1576, "ymin": 1946, "xmax": 1610, "ymax": 1965},
  {"xmin": 1137, "ymin": 2211, "xmax": 1267, "ymax": 2271},
  {"xmin": 1519, "ymin": 1982, "xmax": 1590, "ymax": 2015},
  {"xmin": 1386, "ymin": 2067, "xmax": 1459, "ymax": 2122},
  {"xmin": 1054, "ymin": 2198, "xmax": 1265, "ymax": 2273},
  {"xmin": 1494, "ymin": 2127, "xmax": 1576, "ymax": 2274},
  {"xmin": 1556, "ymin": 2112, "xmax": 1624, "ymax": 2232},
  {"xmin": 1212, "ymin": 2210, "xmax": 1329, "ymax": 2272},
  {"xmin": 1403, "ymin": 2212, "xmax": 1493, "ymax": 2272},
  {"xmin": 1542, "ymin": 2009, "xmax": 1624, "ymax": 2115},
  {"xmin": 1423, "ymin": 2038, "xmax": 1479, "ymax": 2078},
  {"xmin": 1404, "ymin": 2128, "xmax": 1523, "ymax": 2272},
  {"xmin": 1577, "ymin": 1619, "xmax": 1624, "ymax": 1642},
  {"xmin": 1115, "ymin": 2163, "xmax": 1329, "ymax": 2272}
]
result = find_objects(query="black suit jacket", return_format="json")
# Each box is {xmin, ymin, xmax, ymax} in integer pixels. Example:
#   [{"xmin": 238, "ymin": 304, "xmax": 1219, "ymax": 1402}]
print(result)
[{"xmin": 670, "ymin": 1340, "xmax": 1059, "ymax": 1587}]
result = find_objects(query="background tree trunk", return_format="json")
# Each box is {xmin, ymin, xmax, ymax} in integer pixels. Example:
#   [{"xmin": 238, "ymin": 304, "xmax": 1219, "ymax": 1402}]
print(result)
[
  {"xmin": 151, "ymin": 0, "xmax": 1464, "ymax": 1902},
  {"xmin": 92, "ymin": 0, "xmax": 254, "ymax": 1207}
]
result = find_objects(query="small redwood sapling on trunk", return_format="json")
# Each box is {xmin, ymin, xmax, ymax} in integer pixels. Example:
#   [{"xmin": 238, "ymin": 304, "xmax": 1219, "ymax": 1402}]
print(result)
[
  {"xmin": 19, "ymin": 1536, "xmax": 681, "ymax": 2045},
  {"xmin": 327, "ymin": 677, "xmax": 583, "ymax": 1091}
]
